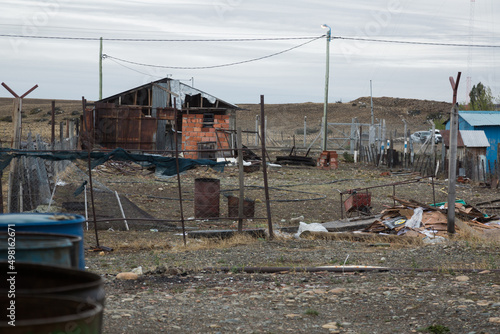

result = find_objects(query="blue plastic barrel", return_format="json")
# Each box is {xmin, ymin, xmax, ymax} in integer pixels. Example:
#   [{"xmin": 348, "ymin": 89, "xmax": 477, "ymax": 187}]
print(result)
[{"xmin": 0, "ymin": 213, "xmax": 86, "ymax": 269}]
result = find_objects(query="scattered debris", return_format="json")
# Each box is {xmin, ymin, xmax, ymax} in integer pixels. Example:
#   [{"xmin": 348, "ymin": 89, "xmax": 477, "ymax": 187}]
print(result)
[
  {"xmin": 343, "ymin": 191, "xmax": 372, "ymax": 217},
  {"xmin": 131, "ymin": 266, "xmax": 143, "ymax": 275},
  {"xmin": 362, "ymin": 197, "xmax": 500, "ymax": 239},
  {"xmin": 294, "ymin": 222, "xmax": 328, "ymax": 238}
]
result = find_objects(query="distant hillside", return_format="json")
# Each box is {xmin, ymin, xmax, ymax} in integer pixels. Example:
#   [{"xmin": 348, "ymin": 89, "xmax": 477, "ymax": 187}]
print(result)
[
  {"xmin": 236, "ymin": 97, "xmax": 452, "ymax": 135},
  {"xmin": 0, "ymin": 96, "xmax": 451, "ymax": 144}
]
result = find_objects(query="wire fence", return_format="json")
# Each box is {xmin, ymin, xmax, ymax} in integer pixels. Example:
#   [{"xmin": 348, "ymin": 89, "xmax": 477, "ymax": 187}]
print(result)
[{"xmin": 1, "ymin": 115, "xmax": 497, "ymax": 237}]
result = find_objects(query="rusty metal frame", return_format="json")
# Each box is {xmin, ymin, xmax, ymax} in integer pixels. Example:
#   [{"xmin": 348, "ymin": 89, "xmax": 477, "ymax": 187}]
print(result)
[{"xmin": 338, "ymin": 176, "xmax": 436, "ymax": 219}]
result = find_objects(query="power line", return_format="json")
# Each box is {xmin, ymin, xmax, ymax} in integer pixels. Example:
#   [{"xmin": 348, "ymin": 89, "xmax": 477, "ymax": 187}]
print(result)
[
  {"xmin": 334, "ymin": 36, "xmax": 500, "ymax": 48},
  {"xmin": 103, "ymin": 36, "xmax": 323, "ymax": 70},
  {"xmin": 107, "ymin": 57, "xmax": 169, "ymax": 79},
  {"xmin": 0, "ymin": 34, "xmax": 321, "ymax": 42},
  {"xmin": 1, "ymin": 32, "xmax": 499, "ymax": 47}
]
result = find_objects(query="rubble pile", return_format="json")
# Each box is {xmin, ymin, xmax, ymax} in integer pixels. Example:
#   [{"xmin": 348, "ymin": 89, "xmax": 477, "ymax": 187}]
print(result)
[{"xmin": 363, "ymin": 197, "xmax": 500, "ymax": 239}]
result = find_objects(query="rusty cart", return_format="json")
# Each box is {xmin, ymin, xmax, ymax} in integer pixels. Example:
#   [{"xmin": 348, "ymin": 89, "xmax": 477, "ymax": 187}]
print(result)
[{"xmin": 342, "ymin": 190, "xmax": 372, "ymax": 218}]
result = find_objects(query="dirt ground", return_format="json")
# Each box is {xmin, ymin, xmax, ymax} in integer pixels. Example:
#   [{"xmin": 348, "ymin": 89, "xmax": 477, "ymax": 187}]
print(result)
[
  {"xmin": 74, "ymin": 161, "xmax": 500, "ymax": 334},
  {"xmin": 1, "ymin": 97, "xmax": 499, "ymax": 333}
]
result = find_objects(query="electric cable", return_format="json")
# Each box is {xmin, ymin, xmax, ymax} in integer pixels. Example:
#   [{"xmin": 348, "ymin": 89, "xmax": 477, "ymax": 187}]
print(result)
[
  {"xmin": 103, "ymin": 36, "xmax": 323, "ymax": 69},
  {"xmin": 333, "ymin": 36, "xmax": 500, "ymax": 48},
  {"xmin": 0, "ymin": 34, "xmax": 321, "ymax": 42}
]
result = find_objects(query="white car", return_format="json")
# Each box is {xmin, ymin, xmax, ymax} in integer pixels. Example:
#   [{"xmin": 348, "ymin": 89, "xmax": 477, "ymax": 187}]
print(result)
[
  {"xmin": 432, "ymin": 129, "xmax": 443, "ymax": 143},
  {"xmin": 411, "ymin": 130, "xmax": 441, "ymax": 144}
]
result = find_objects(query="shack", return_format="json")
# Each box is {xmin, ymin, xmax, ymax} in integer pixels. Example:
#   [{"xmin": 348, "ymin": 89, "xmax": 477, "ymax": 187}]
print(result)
[
  {"xmin": 441, "ymin": 129, "xmax": 489, "ymax": 180},
  {"xmin": 83, "ymin": 78, "xmax": 238, "ymax": 159},
  {"xmin": 445, "ymin": 110, "xmax": 500, "ymax": 165}
]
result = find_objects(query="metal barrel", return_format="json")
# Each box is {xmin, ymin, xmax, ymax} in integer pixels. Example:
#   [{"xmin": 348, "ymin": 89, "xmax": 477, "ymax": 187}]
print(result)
[
  {"xmin": 0, "ymin": 213, "xmax": 86, "ymax": 269},
  {"xmin": 0, "ymin": 295, "xmax": 103, "ymax": 334},
  {"xmin": 0, "ymin": 262, "xmax": 105, "ymax": 306},
  {"xmin": 227, "ymin": 196, "xmax": 255, "ymax": 219},
  {"xmin": 1, "ymin": 231, "xmax": 82, "ymax": 268},
  {"xmin": 0, "ymin": 234, "xmax": 72, "ymax": 268},
  {"xmin": 194, "ymin": 178, "xmax": 220, "ymax": 218}
]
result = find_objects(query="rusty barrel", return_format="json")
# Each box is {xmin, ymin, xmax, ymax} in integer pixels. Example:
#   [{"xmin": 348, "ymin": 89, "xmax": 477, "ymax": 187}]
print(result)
[
  {"xmin": 227, "ymin": 196, "xmax": 255, "ymax": 219},
  {"xmin": 0, "ymin": 232, "xmax": 81, "ymax": 269},
  {"xmin": 0, "ymin": 262, "xmax": 105, "ymax": 306},
  {"xmin": 194, "ymin": 178, "xmax": 220, "ymax": 218},
  {"xmin": 0, "ymin": 295, "xmax": 103, "ymax": 334}
]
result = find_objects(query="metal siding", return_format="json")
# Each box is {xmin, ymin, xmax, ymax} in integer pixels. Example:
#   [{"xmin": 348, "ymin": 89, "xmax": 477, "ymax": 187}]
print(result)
[
  {"xmin": 152, "ymin": 84, "xmax": 169, "ymax": 117},
  {"xmin": 480, "ymin": 126, "xmax": 500, "ymax": 164},
  {"xmin": 156, "ymin": 119, "xmax": 167, "ymax": 151},
  {"xmin": 459, "ymin": 130, "xmax": 490, "ymax": 147},
  {"xmin": 460, "ymin": 112, "xmax": 500, "ymax": 127}
]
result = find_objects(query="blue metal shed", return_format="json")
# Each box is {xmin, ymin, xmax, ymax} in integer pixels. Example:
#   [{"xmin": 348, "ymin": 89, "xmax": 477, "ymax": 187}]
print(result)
[{"xmin": 445, "ymin": 110, "xmax": 500, "ymax": 164}]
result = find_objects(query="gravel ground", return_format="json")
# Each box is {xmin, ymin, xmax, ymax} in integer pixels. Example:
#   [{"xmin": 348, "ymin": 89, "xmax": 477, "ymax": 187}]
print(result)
[
  {"xmin": 85, "ymin": 233, "xmax": 500, "ymax": 334},
  {"xmin": 75, "ymin": 160, "xmax": 500, "ymax": 334}
]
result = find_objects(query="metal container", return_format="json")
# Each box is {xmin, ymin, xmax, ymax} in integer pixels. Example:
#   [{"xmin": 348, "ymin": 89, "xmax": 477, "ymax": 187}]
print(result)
[
  {"xmin": 194, "ymin": 178, "xmax": 220, "ymax": 218},
  {"xmin": 0, "ymin": 232, "xmax": 81, "ymax": 268},
  {"xmin": 0, "ymin": 213, "xmax": 86, "ymax": 269},
  {"xmin": 344, "ymin": 192, "xmax": 371, "ymax": 213},
  {"xmin": 0, "ymin": 233, "xmax": 72, "ymax": 268},
  {"xmin": 0, "ymin": 262, "xmax": 105, "ymax": 306},
  {"xmin": 227, "ymin": 196, "xmax": 255, "ymax": 219},
  {"xmin": 0, "ymin": 295, "xmax": 103, "ymax": 334}
]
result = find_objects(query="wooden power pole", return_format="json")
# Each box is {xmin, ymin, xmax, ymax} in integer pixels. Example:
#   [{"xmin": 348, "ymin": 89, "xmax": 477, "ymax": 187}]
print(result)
[
  {"xmin": 447, "ymin": 72, "xmax": 461, "ymax": 234},
  {"xmin": 1, "ymin": 82, "xmax": 38, "ymax": 213}
]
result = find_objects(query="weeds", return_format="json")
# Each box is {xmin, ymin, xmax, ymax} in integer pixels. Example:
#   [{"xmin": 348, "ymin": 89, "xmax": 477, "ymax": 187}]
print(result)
[
  {"xmin": 304, "ymin": 309, "xmax": 319, "ymax": 316},
  {"xmin": 417, "ymin": 324, "xmax": 450, "ymax": 333}
]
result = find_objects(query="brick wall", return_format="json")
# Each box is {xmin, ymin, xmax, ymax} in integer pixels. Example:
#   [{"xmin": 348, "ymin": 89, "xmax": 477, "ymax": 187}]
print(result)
[{"xmin": 182, "ymin": 114, "xmax": 230, "ymax": 159}]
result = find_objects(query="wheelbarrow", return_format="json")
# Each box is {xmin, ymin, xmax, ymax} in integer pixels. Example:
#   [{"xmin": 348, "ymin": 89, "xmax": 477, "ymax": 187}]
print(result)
[{"xmin": 343, "ymin": 191, "xmax": 371, "ymax": 218}]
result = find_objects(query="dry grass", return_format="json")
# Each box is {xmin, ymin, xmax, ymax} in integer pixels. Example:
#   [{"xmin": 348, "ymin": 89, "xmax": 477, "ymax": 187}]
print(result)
[
  {"xmin": 171, "ymin": 233, "xmax": 261, "ymax": 252},
  {"xmin": 113, "ymin": 239, "xmax": 173, "ymax": 251}
]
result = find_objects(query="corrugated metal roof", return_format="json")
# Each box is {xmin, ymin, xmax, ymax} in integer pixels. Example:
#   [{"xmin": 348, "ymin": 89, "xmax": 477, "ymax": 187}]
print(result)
[
  {"xmin": 460, "ymin": 112, "xmax": 500, "ymax": 126},
  {"xmin": 459, "ymin": 130, "xmax": 490, "ymax": 147},
  {"xmin": 98, "ymin": 77, "xmax": 238, "ymax": 109}
]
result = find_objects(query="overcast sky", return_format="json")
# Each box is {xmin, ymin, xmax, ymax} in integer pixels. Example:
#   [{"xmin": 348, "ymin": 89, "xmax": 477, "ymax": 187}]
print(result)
[{"xmin": 0, "ymin": 0, "xmax": 499, "ymax": 105}]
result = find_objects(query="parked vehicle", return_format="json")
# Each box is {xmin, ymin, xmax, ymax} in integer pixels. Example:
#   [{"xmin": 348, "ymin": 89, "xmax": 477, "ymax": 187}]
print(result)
[
  {"xmin": 411, "ymin": 130, "xmax": 441, "ymax": 144},
  {"xmin": 432, "ymin": 129, "xmax": 443, "ymax": 143}
]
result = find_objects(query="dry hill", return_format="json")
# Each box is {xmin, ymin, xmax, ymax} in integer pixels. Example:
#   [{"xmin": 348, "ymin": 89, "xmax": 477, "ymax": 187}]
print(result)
[
  {"xmin": 0, "ymin": 96, "xmax": 451, "ymax": 144},
  {"xmin": 236, "ymin": 97, "xmax": 452, "ymax": 135}
]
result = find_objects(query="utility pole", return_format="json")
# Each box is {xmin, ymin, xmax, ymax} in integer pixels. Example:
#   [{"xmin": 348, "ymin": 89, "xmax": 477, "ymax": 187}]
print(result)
[
  {"xmin": 321, "ymin": 24, "xmax": 331, "ymax": 151},
  {"xmin": 1, "ymin": 82, "xmax": 38, "ymax": 213},
  {"xmin": 447, "ymin": 72, "xmax": 461, "ymax": 234},
  {"xmin": 370, "ymin": 80, "xmax": 374, "ymax": 125},
  {"xmin": 99, "ymin": 37, "xmax": 103, "ymax": 100}
]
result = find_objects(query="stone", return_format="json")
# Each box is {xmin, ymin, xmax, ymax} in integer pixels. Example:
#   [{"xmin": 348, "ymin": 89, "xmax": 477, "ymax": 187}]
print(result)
[
  {"xmin": 322, "ymin": 322, "xmax": 338, "ymax": 329},
  {"xmin": 290, "ymin": 216, "xmax": 305, "ymax": 224},
  {"xmin": 116, "ymin": 272, "xmax": 139, "ymax": 280},
  {"xmin": 455, "ymin": 275, "xmax": 469, "ymax": 282},
  {"xmin": 488, "ymin": 317, "xmax": 500, "ymax": 323},
  {"xmin": 476, "ymin": 300, "xmax": 490, "ymax": 306},
  {"xmin": 328, "ymin": 288, "xmax": 346, "ymax": 294}
]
